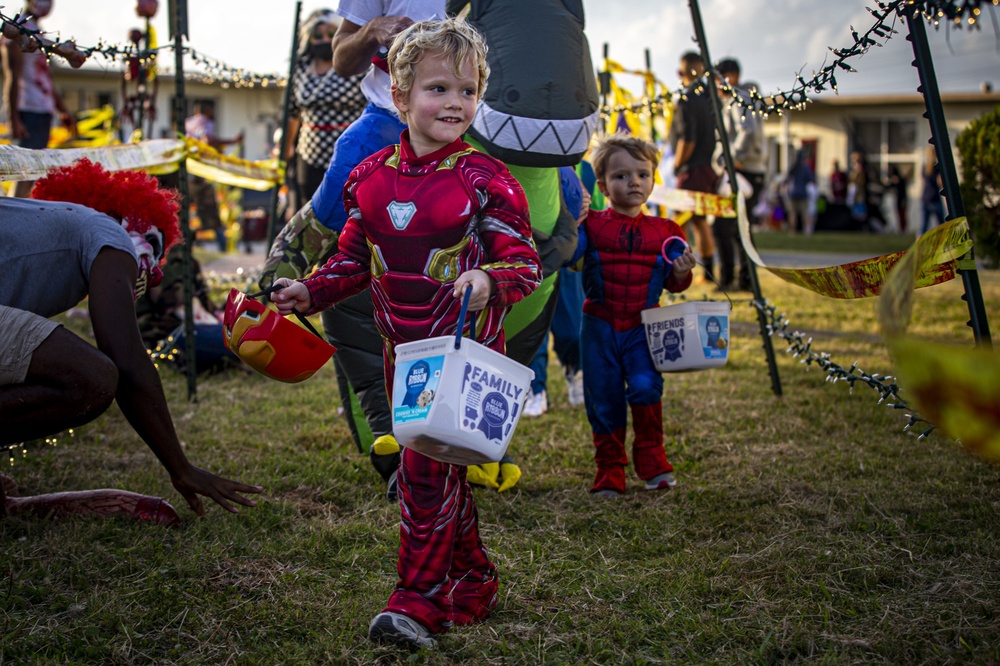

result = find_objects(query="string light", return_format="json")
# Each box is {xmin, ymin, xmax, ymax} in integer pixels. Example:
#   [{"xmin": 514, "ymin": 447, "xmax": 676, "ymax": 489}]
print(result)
[
  {"xmin": 0, "ymin": 11, "xmax": 287, "ymax": 88},
  {"xmin": 184, "ymin": 47, "xmax": 287, "ymax": 88},
  {"xmin": 203, "ymin": 269, "xmax": 262, "ymax": 296},
  {"xmin": 597, "ymin": 95, "xmax": 673, "ymax": 133},
  {"xmin": 6, "ymin": 1, "xmax": 994, "ymax": 103},
  {"xmin": 148, "ymin": 333, "xmax": 179, "ymax": 369},
  {"xmin": 597, "ymin": 0, "xmax": 997, "ymax": 120},
  {"xmin": 5, "ymin": 432, "xmax": 71, "ymax": 467},
  {"xmin": 717, "ymin": 0, "xmax": 998, "ymax": 116},
  {"xmin": 754, "ymin": 298, "xmax": 936, "ymax": 439},
  {"xmin": 710, "ymin": 0, "xmax": 907, "ymax": 117}
]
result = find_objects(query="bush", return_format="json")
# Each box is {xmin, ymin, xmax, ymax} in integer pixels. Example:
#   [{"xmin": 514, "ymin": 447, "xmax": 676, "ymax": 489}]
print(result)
[{"xmin": 956, "ymin": 105, "xmax": 1000, "ymax": 268}]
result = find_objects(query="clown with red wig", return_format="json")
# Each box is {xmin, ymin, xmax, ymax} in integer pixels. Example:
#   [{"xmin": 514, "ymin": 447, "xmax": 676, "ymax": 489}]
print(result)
[
  {"xmin": 0, "ymin": 159, "xmax": 262, "ymax": 524},
  {"xmin": 29, "ymin": 158, "xmax": 183, "ymax": 296}
]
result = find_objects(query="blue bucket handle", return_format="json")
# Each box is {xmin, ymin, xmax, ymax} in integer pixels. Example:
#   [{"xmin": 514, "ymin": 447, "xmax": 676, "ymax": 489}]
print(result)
[{"xmin": 454, "ymin": 286, "xmax": 478, "ymax": 350}]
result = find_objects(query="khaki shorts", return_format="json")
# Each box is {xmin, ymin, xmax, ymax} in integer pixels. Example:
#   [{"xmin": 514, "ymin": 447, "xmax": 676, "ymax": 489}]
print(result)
[{"xmin": 0, "ymin": 305, "xmax": 60, "ymax": 386}]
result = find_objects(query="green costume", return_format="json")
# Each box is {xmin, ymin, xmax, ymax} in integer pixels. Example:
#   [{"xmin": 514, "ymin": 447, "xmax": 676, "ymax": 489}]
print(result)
[
  {"xmin": 451, "ymin": 0, "xmax": 600, "ymax": 366},
  {"xmin": 452, "ymin": 0, "xmax": 600, "ymax": 490}
]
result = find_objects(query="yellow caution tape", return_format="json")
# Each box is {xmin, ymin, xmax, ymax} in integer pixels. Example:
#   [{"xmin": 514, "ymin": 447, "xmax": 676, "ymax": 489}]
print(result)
[
  {"xmin": 648, "ymin": 185, "xmax": 735, "ymax": 218},
  {"xmin": 2, "ymin": 107, "xmax": 118, "ymax": 149},
  {"xmin": 0, "ymin": 139, "xmax": 186, "ymax": 181},
  {"xmin": 878, "ymin": 233, "xmax": 999, "ymax": 462},
  {"xmin": 885, "ymin": 337, "xmax": 1000, "ymax": 463},
  {"xmin": 53, "ymin": 106, "xmax": 118, "ymax": 148},
  {"xmin": 185, "ymin": 137, "xmax": 282, "ymax": 191},
  {"xmin": 737, "ymin": 194, "xmax": 971, "ymax": 299},
  {"xmin": 0, "ymin": 135, "xmax": 282, "ymax": 191}
]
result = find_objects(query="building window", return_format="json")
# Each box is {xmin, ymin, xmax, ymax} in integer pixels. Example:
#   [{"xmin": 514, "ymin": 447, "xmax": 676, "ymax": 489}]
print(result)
[
  {"xmin": 851, "ymin": 117, "xmax": 919, "ymax": 232},
  {"xmin": 854, "ymin": 119, "xmax": 882, "ymax": 157},
  {"xmin": 851, "ymin": 117, "xmax": 918, "ymax": 176},
  {"xmin": 887, "ymin": 119, "xmax": 917, "ymax": 154}
]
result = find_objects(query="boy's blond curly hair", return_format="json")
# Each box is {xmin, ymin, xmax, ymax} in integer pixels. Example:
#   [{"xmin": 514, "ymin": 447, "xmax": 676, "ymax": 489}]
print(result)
[
  {"xmin": 590, "ymin": 133, "xmax": 661, "ymax": 183},
  {"xmin": 388, "ymin": 18, "xmax": 490, "ymax": 103}
]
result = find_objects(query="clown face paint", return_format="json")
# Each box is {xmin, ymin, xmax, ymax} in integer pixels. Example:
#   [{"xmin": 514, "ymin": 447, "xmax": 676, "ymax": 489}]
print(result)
[{"xmin": 126, "ymin": 223, "xmax": 165, "ymax": 300}]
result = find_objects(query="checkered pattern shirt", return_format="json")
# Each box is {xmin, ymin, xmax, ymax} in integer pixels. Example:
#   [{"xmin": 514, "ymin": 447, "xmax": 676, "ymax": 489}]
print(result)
[{"xmin": 290, "ymin": 61, "xmax": 367, "ymax": 170}]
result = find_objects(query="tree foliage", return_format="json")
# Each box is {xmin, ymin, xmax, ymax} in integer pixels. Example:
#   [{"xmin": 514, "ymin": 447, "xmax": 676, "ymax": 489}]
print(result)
[{"xmin": 956, "ymin": 105, "xmax": 1000, "ymax": 268}]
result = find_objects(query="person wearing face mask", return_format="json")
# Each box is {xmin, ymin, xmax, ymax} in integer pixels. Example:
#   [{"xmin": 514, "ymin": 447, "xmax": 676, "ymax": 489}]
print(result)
[
  {"xmin": 1, "ymin": 0, "xmax": 77, "ymax": 197},
  {"xmin": 283, "ymin": 10, "xmax": 367, "ymax": 208},
  {"xmin": 261, "ymin": 2, "xmax": 443, "ymax": 502},
  {"xmin": 0, "ymin": 159, "xmax": 263, "ymax": 522}
]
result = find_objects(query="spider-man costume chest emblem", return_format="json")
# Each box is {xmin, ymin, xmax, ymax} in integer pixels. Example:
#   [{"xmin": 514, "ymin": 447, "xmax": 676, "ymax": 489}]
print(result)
[{"xmin": 618, "ymin": 225, "xmax": 643, "ymax": 254}]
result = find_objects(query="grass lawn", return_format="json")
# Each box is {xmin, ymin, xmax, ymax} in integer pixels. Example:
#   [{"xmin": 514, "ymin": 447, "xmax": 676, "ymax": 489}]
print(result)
[
  {"xmin": 2, "ymin": 245, "xmax": 998, "ymax": 664},
  {"xmin": 750, "ymin": 228, "xmax": 998, "ymax": 275},
  {"xmin": 749, "ymin": 230, "xmax": 918, "ymax": 256}
]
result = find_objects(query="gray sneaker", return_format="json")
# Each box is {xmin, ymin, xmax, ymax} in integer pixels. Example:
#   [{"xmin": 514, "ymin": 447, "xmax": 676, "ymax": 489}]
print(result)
[
  {"xmin": 644, "ymin": 472, "xmax": 677, "ymax": 491},
  {"xmin": 566, "ymin": 370, "xmax": 584, "ymax": 406},
  {"xmin": 368, "ymin": 612, "xmax": 436, "ymax": 649}
]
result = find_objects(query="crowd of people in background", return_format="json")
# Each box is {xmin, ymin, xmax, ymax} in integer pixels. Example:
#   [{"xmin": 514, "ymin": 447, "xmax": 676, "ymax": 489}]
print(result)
[
  {"xmin": 1, "ymin": 0, "xmax": 949, "ymax": 257},
  {"xmin": 1, "ymin": 4, "xmax": 956, "ymax": 504},
  {"xmin": 743, "ymin": 144, "xmax": 945, "ymax": 239}
]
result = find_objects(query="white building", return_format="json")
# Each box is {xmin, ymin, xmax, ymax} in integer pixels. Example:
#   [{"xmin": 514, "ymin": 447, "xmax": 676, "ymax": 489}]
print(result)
[
  {"xmin": 763, "ymin": 90, "xmax": 1000, "ymax": 231},
  {"xmin": 18, "ymin": 62, "xmax": 285, "ymax": 162}
]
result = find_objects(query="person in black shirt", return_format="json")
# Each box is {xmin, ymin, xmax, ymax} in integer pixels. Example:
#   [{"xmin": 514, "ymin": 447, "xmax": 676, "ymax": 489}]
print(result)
[{"xmin": 671, "ymin": 51, "xmax": 718, "ymax": 283}]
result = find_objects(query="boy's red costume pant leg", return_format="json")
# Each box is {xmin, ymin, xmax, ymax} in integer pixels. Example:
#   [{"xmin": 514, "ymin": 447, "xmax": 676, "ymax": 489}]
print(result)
[
  {"xmin": 448, "ymin": 474, "xmax": 499, "ymax": 627},
  {"xmin": 631, "ymin": 401, "xmax": 673, "ymax": 480},
  {"xmin": 592, "ymin": 430, "xmax": 629, "ymax": 494},
  {"xmin": 383, "ymin": 447, "xmax": 497, "ymax": 634}
]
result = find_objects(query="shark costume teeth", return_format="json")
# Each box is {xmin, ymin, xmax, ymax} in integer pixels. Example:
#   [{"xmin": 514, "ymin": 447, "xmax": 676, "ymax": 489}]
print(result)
[{"xmin": 469, "ymin": 101, "xmax": 601, "ymax": 167}]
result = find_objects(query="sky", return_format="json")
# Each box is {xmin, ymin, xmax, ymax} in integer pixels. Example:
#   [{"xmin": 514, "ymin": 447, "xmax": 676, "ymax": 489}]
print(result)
[{"xmin": 30, "ymin": 0, "xmax": 1000, "ymax": 99}]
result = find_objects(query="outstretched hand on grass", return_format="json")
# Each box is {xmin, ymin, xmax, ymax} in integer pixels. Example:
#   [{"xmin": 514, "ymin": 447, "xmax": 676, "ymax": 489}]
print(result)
[
  {"xmin": 270, "ymin": 278, "xmax": 312, "ymax": 315},
  {"xmin": 170, "ymin": 465, "xmax": 263, "ymax": 516}
]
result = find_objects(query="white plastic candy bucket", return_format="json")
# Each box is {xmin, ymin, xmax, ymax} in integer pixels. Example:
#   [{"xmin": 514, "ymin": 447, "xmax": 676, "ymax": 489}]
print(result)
[
  {"xmin": 391, "ymin": 290, "xmax": 532, "ymax": 465},
  {"xmin": 639, "ymin": 236, "xmax": 731, "ymax": 372},
  {"xmin": 641, "ymin": 300, "xmax": 731, "ymax": 372}
]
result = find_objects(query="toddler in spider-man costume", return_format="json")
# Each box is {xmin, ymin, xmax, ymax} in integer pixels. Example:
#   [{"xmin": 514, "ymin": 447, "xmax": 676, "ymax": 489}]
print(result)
[{"xmin": 571, "ymin": 133, "xmax": 697, "ymax": 497}]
